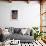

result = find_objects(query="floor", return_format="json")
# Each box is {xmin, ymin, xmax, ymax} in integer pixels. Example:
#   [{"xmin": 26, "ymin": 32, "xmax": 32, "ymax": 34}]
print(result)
[
  {"xmin": 0, "ymin": 40, "xmax": 46, "ymax": 46},
  {"xmin": 18, "ymin": 40, "xmax": 46, "ymax": 46}
]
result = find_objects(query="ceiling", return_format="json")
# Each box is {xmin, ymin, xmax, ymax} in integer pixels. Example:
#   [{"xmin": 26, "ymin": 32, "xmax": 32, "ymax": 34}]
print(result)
[
  {"xmin": 0, "ymin": 0, "xmax": 45, "ymax": 4},
  {"xmin": 0, "ymin": 0, "xmax": 39, "ymax": 1}
]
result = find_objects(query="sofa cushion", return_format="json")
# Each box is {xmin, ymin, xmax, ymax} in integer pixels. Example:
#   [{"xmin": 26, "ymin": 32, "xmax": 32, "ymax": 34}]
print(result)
[
  {"xmin": 14, "ymin": 28, "xmax": 21, "ymax": 33},
  {"xmin": 8, "ymin": 27, "xmax": 14, "ymax": 34},
  {"xmin": 21, "ymin": 28, "xmax": 27, "ymax": 35}
]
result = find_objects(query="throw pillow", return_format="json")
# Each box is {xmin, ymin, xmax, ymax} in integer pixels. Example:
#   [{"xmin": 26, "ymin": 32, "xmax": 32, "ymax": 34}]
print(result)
[
  {"xmin": 14, "ymin": 28, "xmax": 21, "ymax": 33},
  {"xmin": 21, "ymin": 28, "xmax": 27, "ymax": 35}
]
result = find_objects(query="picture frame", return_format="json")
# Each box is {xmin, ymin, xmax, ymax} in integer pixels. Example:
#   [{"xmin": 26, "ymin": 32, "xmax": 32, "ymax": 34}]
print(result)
[{"xmin": 12, "ymin": 10, "xmax": 18, "ymax": 19}]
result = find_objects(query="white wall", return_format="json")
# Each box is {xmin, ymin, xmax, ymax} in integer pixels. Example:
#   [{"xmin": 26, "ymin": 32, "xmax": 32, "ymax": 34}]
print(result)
[{"xmin": 0, "ymin": 1, "xmax": 40, "ymax": 28}]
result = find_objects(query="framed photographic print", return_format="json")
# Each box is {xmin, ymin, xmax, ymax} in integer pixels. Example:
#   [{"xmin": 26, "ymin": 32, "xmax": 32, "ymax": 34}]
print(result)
[{"xmin": 12, "ymin": 10, "xmax": 18, "ymax": 19}]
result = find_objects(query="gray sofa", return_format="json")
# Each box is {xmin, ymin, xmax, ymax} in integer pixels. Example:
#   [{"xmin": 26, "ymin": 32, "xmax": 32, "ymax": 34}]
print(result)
[{"xmin": 4, "ymin": 27, "xmax": 34, "ymax": 43}]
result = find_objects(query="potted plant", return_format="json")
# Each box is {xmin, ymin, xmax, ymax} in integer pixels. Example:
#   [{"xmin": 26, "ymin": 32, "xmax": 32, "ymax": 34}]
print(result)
[{"xmin": 32, "ymin": 27, "xmax": 43, "ymax": 40}]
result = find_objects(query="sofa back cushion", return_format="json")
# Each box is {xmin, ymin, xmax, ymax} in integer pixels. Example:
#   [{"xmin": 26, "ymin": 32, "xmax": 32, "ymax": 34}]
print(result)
[
  {"xmin": 14, "ymin": 28, "xmax": 21, "ymax": 33},
  {"xmin": 8, "ymin": 27, "xmax": 14, "ymax": 34}
]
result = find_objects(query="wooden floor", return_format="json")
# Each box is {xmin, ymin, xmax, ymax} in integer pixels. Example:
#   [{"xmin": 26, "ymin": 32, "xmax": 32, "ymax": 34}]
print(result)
[
  {"xmin": 0, "ymin": 40, "xmax": 46, "ymax": 46},
  {"xmin": 21, "ymin": 40, "xmax": 46, "ymax": 46}
]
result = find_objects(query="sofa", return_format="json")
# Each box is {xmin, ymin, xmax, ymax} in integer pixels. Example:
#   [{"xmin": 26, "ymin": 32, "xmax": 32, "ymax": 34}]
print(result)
[{"xmin": 3, "ymin": 27, "xmax": 34, "ymax": 43}]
